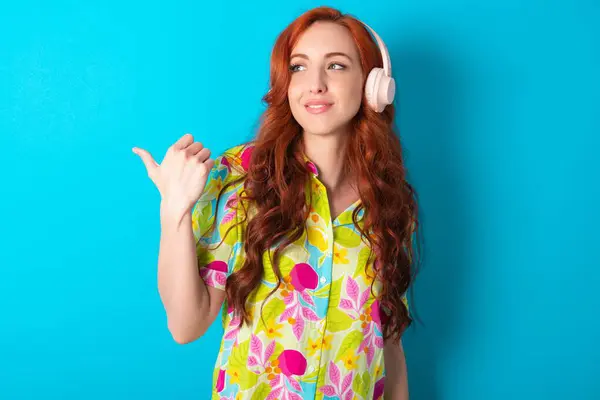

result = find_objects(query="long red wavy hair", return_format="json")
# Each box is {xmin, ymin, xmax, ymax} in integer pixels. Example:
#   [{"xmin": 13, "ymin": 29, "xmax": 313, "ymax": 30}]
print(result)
[{"xmin": 213, "ymin": 6, "xmax": 421, "ymax": 344}]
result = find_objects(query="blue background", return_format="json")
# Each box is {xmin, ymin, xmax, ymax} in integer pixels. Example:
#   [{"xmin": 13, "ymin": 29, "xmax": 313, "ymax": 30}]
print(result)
[{"xmin": 1, "ymin": 0, "xmax": 598, "ymax": 399}]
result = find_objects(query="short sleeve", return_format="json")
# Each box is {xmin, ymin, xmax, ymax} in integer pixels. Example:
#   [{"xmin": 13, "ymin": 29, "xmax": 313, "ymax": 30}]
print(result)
[{"xmin": 191, "ymin": 153, "xmax": 244, "ymax": 291}]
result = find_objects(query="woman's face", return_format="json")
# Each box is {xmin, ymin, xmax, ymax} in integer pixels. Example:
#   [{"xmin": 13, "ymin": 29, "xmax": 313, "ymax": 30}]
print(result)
[{"xmin": 287, "ymin": 21, "xmax": 364, "ymax": 137}]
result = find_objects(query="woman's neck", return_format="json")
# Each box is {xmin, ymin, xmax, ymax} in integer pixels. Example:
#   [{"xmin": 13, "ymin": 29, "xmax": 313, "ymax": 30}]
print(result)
[{"xmin": 302, "ymin": 131, "xmax": 350, "ymax": 192}]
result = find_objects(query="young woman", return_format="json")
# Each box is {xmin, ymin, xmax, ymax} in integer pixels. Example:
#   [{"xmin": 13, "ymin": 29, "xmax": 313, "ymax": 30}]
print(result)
[{"xmin": 134, "ymin": 6, "xmax": 420, "ymax": 400}]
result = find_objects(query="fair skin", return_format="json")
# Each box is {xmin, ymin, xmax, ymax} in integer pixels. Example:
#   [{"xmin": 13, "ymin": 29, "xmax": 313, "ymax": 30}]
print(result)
[{"xmin": 287, "ymin": 21, "xmax": 409, "ymax": 399}]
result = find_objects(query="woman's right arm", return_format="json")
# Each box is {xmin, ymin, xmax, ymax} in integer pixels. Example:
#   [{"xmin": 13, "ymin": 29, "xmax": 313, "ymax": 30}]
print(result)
[
  {"xmin": 157, "ymin": 204, "xmax": 225, "ymax": 344},
  {"xmin": 133, "ymin": 133, "xmax": 227, "ymax": 344}
]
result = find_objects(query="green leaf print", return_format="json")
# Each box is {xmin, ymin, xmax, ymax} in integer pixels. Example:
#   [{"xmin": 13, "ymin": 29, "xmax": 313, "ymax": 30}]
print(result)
[
  {"xmin": 318, "ymin": 253, "xmax": 326, "ymax": 267},
  {"xmin": 218, "ymin": 219, "xmax": 238, "ymax": 246},
  {"xmin": 327, "ymin": 277, "xmax": 344, "ymax": 307},
  {"xmin": 352, "ymin": 373, "xmax": 362, "ymax": 395},
  {"xmin": 199, "ymin": 202, "xmax": 212, "ymax": 231},
  {"xmin": 263, "ymin": 253, "xmax": 295, "ymax": 284},
  {"xmin": 358, "ymin": 246, "xmax": 372, "ymax": 266},
  {"xmin": 361, "ymin": 371, "xmax": 371, "ymax": 398},
  {"xmin": 248, "ymin": 282, "xmax": 276, "ymax": 304},
  {"xmin": 335, "ymin": 226, "xmax": 362, "ymax": 248},
  {"xmin": 348, "ymin": 371, "xmax": 373, "ymax": 399},
  {"xmin": 238, "ymin": 368, "xmax": 259, "ymax": 390},
  {"xmin": 300, "ymin": 367, "xmax": 319, "ymax": 384},
  {"xmin": 250, "ymin": 383, "xmax": 271, "ymax": 400},
  {"xmin": 325, "ymin": 307, "xmax": 353, "ymax": 332},
  {"xmin": 228, "ymin": 339, "xmax": 248, "ymax": 371},
  {"xmin": 314, "ymin": 276, "xmax": 343, "ymax": 302},
  {"xmin": 227, "ymin": 340, "xmax": 259, "ymax": 390},
  {"xmin": 313, "ymin": 281, "xmax": 329, "ymax": 299},
  {"xmin": 315, "ymin": 361, "xmax": 327, "ymax": 400},
  {"xmin": 335, "ymin": 330, "xmax": 364, "ymax": 362},
  {"xmin": 197, "ymin": 247, "xmax": 215, "ymax": 267},
  {"xmin": 257, "ymin": 297, "xmax": 286, "ymax": 333},
  {"xmin": 353, "ymin": 247, "xmax": 373, "ymax": 278}
]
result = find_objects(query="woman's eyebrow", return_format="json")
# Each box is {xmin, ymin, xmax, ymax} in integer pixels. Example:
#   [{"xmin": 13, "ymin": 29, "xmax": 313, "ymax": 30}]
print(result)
[{"xmin": 290, "ymin": 51, "xmax": 353, "ymax": 61}]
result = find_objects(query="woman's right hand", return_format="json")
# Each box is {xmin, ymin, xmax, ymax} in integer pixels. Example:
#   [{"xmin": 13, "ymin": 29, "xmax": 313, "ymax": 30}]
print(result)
[{"xmin": 133, "ymin": 133, "xmax": 215, "ymax": 220}]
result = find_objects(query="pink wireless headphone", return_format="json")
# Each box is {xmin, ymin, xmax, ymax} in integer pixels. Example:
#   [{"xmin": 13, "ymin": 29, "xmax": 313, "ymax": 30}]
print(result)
[{"xmin": 361, "ymin": 22, "xmax": 395, "ymax": 113}]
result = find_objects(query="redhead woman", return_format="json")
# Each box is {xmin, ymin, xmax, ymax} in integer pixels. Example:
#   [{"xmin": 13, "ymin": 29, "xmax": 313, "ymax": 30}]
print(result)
[{"xmin": 134, "ymin": 6, "xmax": 420, "ymax": 400}]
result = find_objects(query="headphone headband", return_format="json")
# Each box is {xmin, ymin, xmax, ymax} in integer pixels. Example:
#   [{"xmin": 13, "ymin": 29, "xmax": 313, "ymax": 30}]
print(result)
[{"xmin": 361, "ymin": 22, "xmax": 392, "ymax": 77}]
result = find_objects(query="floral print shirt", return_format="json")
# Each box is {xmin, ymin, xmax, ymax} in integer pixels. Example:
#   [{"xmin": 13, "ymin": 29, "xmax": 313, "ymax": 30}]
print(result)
[{"xmin": 192, "ymin": 143, "xmax": 408, "ymax": 400}]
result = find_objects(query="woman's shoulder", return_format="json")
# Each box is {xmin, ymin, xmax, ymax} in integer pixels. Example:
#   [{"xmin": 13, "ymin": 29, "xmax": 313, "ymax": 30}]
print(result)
[{"xmin": 214, "ymin": 141, "xmax": 256, "ymax": 178}]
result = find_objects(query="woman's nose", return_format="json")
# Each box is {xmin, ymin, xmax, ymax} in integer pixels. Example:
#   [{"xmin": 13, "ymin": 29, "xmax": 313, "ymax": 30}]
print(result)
[{"xmin": 309, "ymin": 70, "xmax": 327, "ymax": 94}]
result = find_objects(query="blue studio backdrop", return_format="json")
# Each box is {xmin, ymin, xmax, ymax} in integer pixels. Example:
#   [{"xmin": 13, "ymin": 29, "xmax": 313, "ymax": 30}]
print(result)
[{"xmin": 1, "ymin": 1, "xmax": 598, "ymax": 399}]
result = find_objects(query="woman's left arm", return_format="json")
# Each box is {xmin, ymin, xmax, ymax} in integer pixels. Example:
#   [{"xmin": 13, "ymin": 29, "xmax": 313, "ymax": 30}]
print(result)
[{"xmin": 383, "ymin": 338, "xmax": 409, "ymax": 399}]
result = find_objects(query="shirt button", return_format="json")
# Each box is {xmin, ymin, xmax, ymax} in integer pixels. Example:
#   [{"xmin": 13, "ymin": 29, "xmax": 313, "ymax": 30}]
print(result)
[{"xmin": 320, "ymin": 276, "xmax": 327, "ymax": 284}]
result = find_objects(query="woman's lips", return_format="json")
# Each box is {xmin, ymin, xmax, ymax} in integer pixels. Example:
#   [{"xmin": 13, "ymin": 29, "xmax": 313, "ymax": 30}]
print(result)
[{"xmin": 304, "ymin": 102, "xmax": 333, "ymax": 114}]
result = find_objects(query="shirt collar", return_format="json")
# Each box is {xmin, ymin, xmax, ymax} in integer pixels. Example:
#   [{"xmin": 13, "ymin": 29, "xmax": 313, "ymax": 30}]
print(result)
[{"xmin": 302, "ymin": 153, "xmax": 319, "ymax": 177}]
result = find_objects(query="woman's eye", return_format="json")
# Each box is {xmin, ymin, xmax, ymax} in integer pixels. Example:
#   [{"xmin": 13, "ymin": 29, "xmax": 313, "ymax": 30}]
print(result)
[
  {"xmin": 289, "ymin": 63, "xmax": 346, "ymax": 72},
  {"xmin": 289, "ymin": 64, "xmax": 305, "ymax": 72}
]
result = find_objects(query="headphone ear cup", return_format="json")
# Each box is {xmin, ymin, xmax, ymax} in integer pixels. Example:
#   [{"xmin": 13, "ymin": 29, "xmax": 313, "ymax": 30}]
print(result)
[
  {"xmin": 365, "ymin": 68, "xmax": 396, "ymax": 113},
  {"xmin": 378, "ymin": 74, "xmax": 396, "ymax": 109},
  {"xmin": 365, "ymin": 68, "xmax": 384, "ymax": 111}
]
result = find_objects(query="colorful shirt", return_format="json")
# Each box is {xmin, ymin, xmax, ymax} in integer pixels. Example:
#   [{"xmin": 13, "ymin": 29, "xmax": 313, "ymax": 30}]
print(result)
[{"xmin": 192, "ymin": 143, "xmax": 408, "ymax": 400}]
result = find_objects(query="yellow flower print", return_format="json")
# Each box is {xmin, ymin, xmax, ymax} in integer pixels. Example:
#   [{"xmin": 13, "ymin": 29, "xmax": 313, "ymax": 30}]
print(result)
[
  {"xmin": 333, "ymin": 244, "xmax": 349, "ymax": 264},
  {"xmin": 355, "ymin": 263, "xmax": 376, "ymax": 285},
  {"xmin": 306, "ymin": 337, "xmax": 321, "ymax": 356},
  {"xmin": 321, "ymin": 334, "xmax": 333, "ymax": 351},
  {"xmin": 227, "ymin": 367, "xmax": 241, "ymax": 385},
  {"xmin": 206, "ymin": 175, "xmax": 224, "ymax": 199},
  {"xmin": 342, "ymin": 350, "xmax": 359, "ymax": 370},
  {"xmin": 265, "ymin": 318, "xmax": 283, "ymax": 339}
]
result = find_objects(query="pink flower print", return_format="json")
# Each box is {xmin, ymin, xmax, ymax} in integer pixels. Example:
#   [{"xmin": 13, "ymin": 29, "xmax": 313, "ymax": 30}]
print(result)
[
  {"xmin": 223, "ymin": 313, "xmax": 242, "ymax": 345},
  {"xmin": 318, "ymin": 361, "xmax": 355, "ymax": 400},
  {"xmin": 261, "ymin": 350, "xmax": 306, "ymax": 400},
  {"xmin": 247, "ymin": 334, "xmax": 276, "ymax": 373},
  {"xmin": 225, "ymin": 192, "xmax": 238, "ymax": 208},
  {"xmin": 373, "ymin": 377, "xmax": 385, "ymax": 400},
  {"xmin": 279, "ymin": 264, "xmax": 321, "ymax": 340},
  {"xmin": 338, "ymin": 276, "xmax": 371, "ymax": 319},
  {"xmin": 356, "ymin": 299, "xmax": 385, "ymax": 367},
  {"xmin": 244, "ymin": 336, "xmax": 306, "ymax": 398},
  {"xmin": 220, "ymin": 156, "xmax": 231, "ymax": 171},
  {"xmin": 215, "ymin": 369, "xmax": 226, "ymax": 392},
  {"xmin": 240, "ymin": 146, "xmax": 254, "ymax": 171},
  {"xmin": 207, "ymin": 260, "xmax": 227, "ymax": 273},
  {"xmin": 278, "ymin": 349, "xmax": 307, "ymax": 376},
  {"xmin": 199, "ymin": 260, "xmax": 228, "ymax": 288},
  {"xmin": 290, "ymin": 263, "xmax": 318, "ymax": 291},
  {"xmin": 305, "ymin": 160, "xmax": 318, "ymax": 176},
  {"xmin": 370, "ymin": 299, "xmax": 382, "ymax": 328}
]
